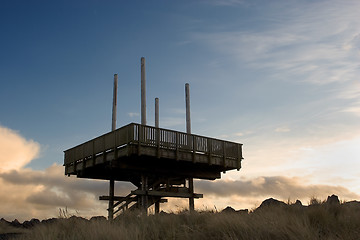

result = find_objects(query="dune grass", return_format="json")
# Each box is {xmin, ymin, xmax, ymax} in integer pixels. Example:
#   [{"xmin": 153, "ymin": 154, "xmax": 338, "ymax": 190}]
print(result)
[
  {"xmin": 0, "ymin": 222, "xmax": 27, "ymax": 235},
  {"xmin": 13, "ymin": 201, "xmax": 360, "ymax": 240}
]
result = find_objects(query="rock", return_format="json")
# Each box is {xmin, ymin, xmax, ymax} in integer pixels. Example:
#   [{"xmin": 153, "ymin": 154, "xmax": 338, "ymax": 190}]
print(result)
[
  {"xmin": 69, "ymin": 216, "xmax": 88, "ymax": 223},
  {"xmin": 0, "ymin": 218, "xmax": 11, "ymax": 225},
  {"xmin": 291, "ymin": 200, "xmax": 303, "ymax": 207},
  {"xmin": 343, "ymin": 200, "xmax": 360, "ymax": 208},
  {"xmin": 22, "ymin": 218, "xmax": 40, "ymax": 228},
  {"xmin": 258, "ymin": 198, "xmax": 287, "ymax": 209},
  {"xmin": 236, "ymin": 209, "xmax": 249, "ymax": 214},
  {"xmin": 41, "ymin": 218, "xmax": 58, "ymax": 225},
  {"xmin": 221, "ymin": 206, "xmax": 236, "ymax": 213},
  {"xmin": 326, "ymin": 195, "xmax": 340, "ymax": 205},
  {"xmin": 10, "ymin": 219, "xmax": 22, "ymax": 228},
  {"xmin": 90, "ymin": 216, "xmax": 107, "ymax": 222}
]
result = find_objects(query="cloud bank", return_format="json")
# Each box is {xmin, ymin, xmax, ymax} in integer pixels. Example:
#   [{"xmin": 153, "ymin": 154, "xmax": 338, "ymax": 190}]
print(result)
[{"xmin": 0, "ymin": 125, "xmax": 358, "ymax": 220}]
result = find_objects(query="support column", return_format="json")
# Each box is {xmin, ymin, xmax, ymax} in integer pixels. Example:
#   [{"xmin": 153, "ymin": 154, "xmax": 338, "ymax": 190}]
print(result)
[
  {"xmin": 141, "ymin": 174, "xmax": 148, "ymax": 215},
  {"xmin": 185, "ymin": 83, "xmax": 191, "ymax": 134},
  {"xmin": 155, "ymin": 201, "xmax": 160, "ymax": 214},
  {"xmin": 188, "ymin": 177, "xmax": 194, "ymax": 212},
  {"xmin": 108, "ymin": 73, "xmax": 118, "ymax": 220},
  {"xmin": 141, "ymin": 57, "xmax": 146, "ymax": 125},
  {"xmin": 155, "ymin": 98, "xmax": 159, "ymax": 128},
  {"xmin": 108, "ymin": 178, "xmax": 115, "ymax": 220},
  {"xmin": 185, "ymin": 83, "xmax": 195, "ymax": 212}
]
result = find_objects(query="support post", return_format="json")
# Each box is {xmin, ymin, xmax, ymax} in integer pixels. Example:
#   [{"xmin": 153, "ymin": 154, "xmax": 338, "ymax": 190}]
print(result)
[
  {"xmin": 185, "ymin": 83, "xmax": 191, "ymax": 134},
  {"xmin": 155, "ymin": 98, "xmax": 160, "ymax": 157},
  {"xmin": 141, "ymin": 57, "xmax": 146, "ymax": 125},
  {"xmin": 155, "ymin": 201, "xmax": 160, "ymax": 214},
  {"xmin": 188, "ymin": 177, "xmax": 194, "ymax": 212},
  {"xmin": 112, "ymin": 74, "xmax": 118, "ymax": 131},
  {"xmin": 155, "ymin": 98, "xmax": 159, "ymax": 128},
  {"xmin": 108, "ymin": 74, "xmax": 117, "ymax": 220},
  {"xmin": 185, "ymin": 83, "xmax": 194, "ymax": 212},
  {"xmin": 141, "ymin": 174, "xmax": 148, "ymax": 215},
  {"xmin": 108, "ymin": 179, "xmax": 114, "ymax": 220}
]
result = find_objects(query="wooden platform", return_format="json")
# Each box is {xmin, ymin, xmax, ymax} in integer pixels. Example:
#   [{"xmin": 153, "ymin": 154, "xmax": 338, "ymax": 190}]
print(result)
[
  {"xmin": 64, "ymin": 123, "xmax": 243, "ymax": 181},
  {"xmin": 64, "ymin": 123, "xmax": 243, "ymax": 216}
]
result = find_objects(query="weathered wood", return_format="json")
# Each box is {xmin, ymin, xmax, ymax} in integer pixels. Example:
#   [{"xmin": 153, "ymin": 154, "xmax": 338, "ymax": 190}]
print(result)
[
  {"xmin": 64, "ymin": 123, "xmax": 242, "ymax": 170},
  {"xmin": 189, "ymin": 178, "xmax": 195, "ymax": 211},
  {"xmin": 132, "ymin": 189, "xmax": 203, "ymax": 199},
  {"xmin": 99, "ymin": 196, "xmax": 130, "ymax": 201},
  {"xmin": 108, "ymin": 179, "xmax": 114, "ymax": 220}
]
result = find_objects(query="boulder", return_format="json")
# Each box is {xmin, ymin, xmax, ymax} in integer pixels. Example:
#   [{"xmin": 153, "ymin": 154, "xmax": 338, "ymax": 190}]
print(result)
[
  {"xmin": 221, "ymin": 206, "xmax": 236, "ymax": 213},
  {"xmin": 236, "ymin": 209, "xmax": 249, "ymax": 214},
  {"xmin": 90, "ymin": 216, "xmax": 107, "ymax": 222},
  {"xmin": 22, "ymin": 218, "xmax": 40, "ymax": 228},
  {"xmin": 10, "ymin": 219, "xmax": 22, "ymax": 228},
  {"xmin": 0, "ymin": 218, "xmax": 11, "ymax": 225},
  {"xmin": 290, "ymin": 200, "xmax": 303, "ymax": 208},
  {"xmin": 258, "ymin": 198, "xmax": 287, "ymax": 209},
  {"xmin": 294, "ymin": 200, "xmax": 303, "ymax": 206},
  {"xmin": 326, "ymin": 195, "xmax": 340, "ymax": 205},
  {"xmin": 41, "ymin": 218, "xmax": 59, "ymax": 225}
]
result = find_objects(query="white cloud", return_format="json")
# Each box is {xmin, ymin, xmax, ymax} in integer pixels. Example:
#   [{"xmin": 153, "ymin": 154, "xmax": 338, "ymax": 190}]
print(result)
[{"xmin": 0, "ymin": 126, "xmax": 40, "ymax": 172}]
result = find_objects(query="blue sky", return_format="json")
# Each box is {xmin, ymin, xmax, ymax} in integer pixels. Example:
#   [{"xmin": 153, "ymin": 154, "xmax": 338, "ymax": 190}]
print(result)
[{"xmin": 1, "ymin": 0, "xmax": 360, "ymax": 220}]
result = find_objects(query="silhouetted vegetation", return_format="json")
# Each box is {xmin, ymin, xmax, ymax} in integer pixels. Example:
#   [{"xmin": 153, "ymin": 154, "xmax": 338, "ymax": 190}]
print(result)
[{"xmin": 1, "ymin": 195, "xmax": 360, "ymax": 240}]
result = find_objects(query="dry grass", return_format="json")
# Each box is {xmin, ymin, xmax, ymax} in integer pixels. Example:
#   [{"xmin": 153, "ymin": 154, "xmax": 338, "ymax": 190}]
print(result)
[
  {"xmin": 0, "ymin": 222, "xmax": 27, "ymax": 235},
  {"xmin": 12, "ymin": 201, "xmax": 360, "ymax": 240}
]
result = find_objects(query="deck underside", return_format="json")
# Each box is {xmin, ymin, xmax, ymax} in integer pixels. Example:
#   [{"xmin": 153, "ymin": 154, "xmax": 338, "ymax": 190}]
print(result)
[{"xmin": 64, "ymin": 123, "xmax": 243, "ymax": 182}]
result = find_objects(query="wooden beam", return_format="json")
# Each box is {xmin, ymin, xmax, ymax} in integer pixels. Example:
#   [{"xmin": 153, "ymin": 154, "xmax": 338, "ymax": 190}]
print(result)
[
  {"xmin": 99, "ymin": 196, "xmax": 132, "ymax": 201},
  {"xmin": 132, "ymin": 190, "xmax": 203, "ymax": 199}
]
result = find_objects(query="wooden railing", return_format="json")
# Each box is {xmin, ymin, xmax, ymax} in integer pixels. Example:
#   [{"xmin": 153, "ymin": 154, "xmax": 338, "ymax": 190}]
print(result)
[{"xmin": 64, "ymin": 123, "xmax": 243, "ymax": 169}]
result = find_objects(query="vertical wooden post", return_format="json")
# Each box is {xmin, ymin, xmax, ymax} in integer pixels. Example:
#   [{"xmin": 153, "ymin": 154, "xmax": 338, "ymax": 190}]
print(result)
[
  {"xmin": 141, "ymin": 174, "xmax": 148, "ymax": 215},
  {"xmin": 155, "ymin": 98, "xmax": 160, "ymax": 158},
  {"xmin": 155, "ymin": 201, "xmax": 160, "ymax": 214},
  {"xmin": 185, "ymin": 83, "xmax": 191, "ymax": 134},
  {"xmin": 185, "ymin": 83, "xmax": 195, "ymax": 212},
  {"xmin": 189, "ymin": 177, "xmax": 194, "ymax": 212},
  {"xmin": 112, "ymin": 74, "xmax": 118, "ymax": 131},
  {"xmin": 108, "ymin": 179, "xmax": 114, "ymax": 220},
  {"xmin": 141, "ymin": 57, "xmax": 146, "ymax": 125},
  {"xmin": 108, "ymin": 74, "xmax": 117, "ymax": 221},
  {"xmin": 155, "ymin": 98, "xmax": 159, "ymax": 128}
]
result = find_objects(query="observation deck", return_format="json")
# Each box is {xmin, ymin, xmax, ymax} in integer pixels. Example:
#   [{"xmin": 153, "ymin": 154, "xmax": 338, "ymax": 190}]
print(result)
[{"xmin": 64, "ymin": 123, "xmax": 243, "ymax": 181}]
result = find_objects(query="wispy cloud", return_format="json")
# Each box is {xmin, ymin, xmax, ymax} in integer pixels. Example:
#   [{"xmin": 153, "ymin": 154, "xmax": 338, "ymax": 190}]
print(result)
[{"xmin": 192, "ymin": 1, "xmax": 360, "ymax": 85}]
